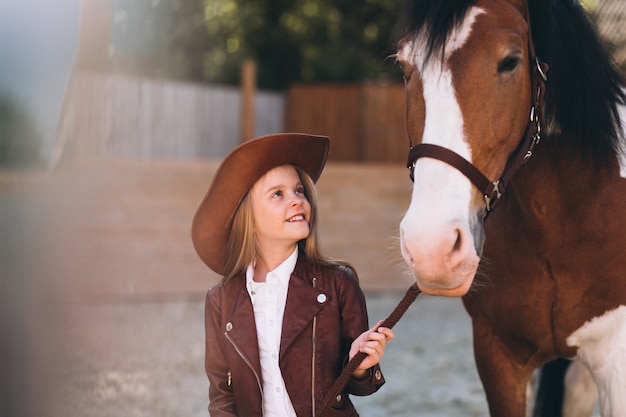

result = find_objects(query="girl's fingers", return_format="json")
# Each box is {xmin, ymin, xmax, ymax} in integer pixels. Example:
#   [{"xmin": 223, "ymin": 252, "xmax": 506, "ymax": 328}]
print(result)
[
  {"xmin": 351, "ymin": 320, "xmax": 395, "ymax": 368},
  {"xmin": 376, "ymin": 327, "xmax": 395, "ymax": 340},
  {"xmin": 360, "ymin": 340, "xmax": 384, "ymax": 356}
]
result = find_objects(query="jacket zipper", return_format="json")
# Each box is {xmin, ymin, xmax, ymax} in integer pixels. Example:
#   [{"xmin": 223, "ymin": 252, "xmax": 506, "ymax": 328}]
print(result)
[
  {"xmin": 224, "ymin": 331, "xmax": 265, "ymax": 415},
  {"xmin": 312, "ymin": 277, "xmax": 317, "ymax": 417}
]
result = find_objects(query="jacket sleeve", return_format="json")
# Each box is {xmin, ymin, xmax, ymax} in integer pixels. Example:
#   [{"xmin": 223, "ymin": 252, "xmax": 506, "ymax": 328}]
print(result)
[
  {"xmin": 205, "ymin": 287, "xmax": 238, "ymax": 416},
  {"xmin": 346, "ymin": 363, "xmax": 385, "ymax": 396},
  {"xmin": 335, "ymin": 265, "xmax": 386, "ymax": 396}
]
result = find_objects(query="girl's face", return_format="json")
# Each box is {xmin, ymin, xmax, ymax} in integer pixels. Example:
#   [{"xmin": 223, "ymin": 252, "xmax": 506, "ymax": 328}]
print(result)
[{"xmin": 249, "ymin": 165, "xmax": 312, "ymax": 252}]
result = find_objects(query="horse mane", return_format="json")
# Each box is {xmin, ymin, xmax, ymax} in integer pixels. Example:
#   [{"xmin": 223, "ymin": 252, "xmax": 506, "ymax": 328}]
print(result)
[
  {"xmin": 398, "ymin": 0, "xmax": 626, "ymax": 159},
  {"xmin": 398, "ymin": 0, "xmax": 475, "ymax": 66},
  {"xmin": 529, "ymin": 0, "xmax": 625, "ymax": 158}
]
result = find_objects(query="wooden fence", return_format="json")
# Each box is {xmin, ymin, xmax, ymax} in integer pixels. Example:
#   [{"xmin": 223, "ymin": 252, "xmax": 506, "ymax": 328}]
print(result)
[
  {"xmin": 58, "ymin": 71, "xmax": 284, "ymax": 161},
  {"xmin": 285, "ymin": 83, "xmax": 407, "ymax": 162},
  {"xmin": 57, "ymin": 72, "xmax": 407, "ymax": 163}
]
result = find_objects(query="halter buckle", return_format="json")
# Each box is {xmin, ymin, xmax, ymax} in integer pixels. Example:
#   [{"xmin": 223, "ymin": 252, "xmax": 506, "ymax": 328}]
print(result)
[
  {"xmin": 408, "ymin": 160, "xmax": 416, "ymax": 182},
  {"xmin": 484, "ymin": 180, "xmax": 502, "ymax": 212},
  {"xmin": 524, "ymin": 107, "xmax": 542, "ymax": 161}
]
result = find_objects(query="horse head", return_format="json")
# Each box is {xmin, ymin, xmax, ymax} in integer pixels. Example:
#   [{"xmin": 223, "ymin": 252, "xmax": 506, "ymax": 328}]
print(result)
[{"xmin": 397, "ymin": 0, "xmax": 537, "ymax": 296}]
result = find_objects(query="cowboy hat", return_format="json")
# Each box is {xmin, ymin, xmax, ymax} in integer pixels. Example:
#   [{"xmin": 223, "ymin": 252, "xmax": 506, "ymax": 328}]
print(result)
[{"xmin": 191, "ymin": 133, "xmax": 330, "ymax": 274}]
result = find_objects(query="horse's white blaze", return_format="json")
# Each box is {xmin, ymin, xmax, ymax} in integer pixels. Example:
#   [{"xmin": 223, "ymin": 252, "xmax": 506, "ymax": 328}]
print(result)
[
  {"xmin": 399, "ymin": 8, "xmax": 484, "ymax": 295},
  {"xmin": 566, "ymin": 305, "xmax": 626, "ymax": 415}
]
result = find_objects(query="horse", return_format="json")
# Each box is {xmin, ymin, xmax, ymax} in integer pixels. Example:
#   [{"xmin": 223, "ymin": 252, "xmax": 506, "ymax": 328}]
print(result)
[{"xmin": 395, "ymin": 0, "xmax": 626, "ymax": 416}]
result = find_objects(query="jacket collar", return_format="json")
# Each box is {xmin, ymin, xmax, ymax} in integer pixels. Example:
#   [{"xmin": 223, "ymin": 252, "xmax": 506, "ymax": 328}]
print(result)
[
  {"xmin": 280, "ymin": 268, "xmax": 328, "ymax": 354},
  {"xmin": 224, "ymin": 255, "xmax": 330, "ymax": 366}
]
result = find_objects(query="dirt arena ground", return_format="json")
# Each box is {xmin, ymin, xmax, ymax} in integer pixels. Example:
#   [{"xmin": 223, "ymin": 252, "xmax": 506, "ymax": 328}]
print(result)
[{"xmin": 0, "ymin": 159, "xmax": 540, "ymax": 416}]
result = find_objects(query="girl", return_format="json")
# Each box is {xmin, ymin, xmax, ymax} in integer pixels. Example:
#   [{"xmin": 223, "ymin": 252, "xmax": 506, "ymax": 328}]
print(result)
[{"xmin": 192, "ymin": 133, "xmax": 394, "ymax": 416}]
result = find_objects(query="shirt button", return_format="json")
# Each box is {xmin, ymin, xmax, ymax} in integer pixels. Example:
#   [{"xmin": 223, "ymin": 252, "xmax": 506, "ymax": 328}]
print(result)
[
  {"xmin": 225, "ymin": 322, "xmax": 233, "ymax": 332},
  {"xmin": 374, "ymin": 370, "xmax": 382, "ymax": 380},
  {"xmin": 317, "ymin": 294, "xmax": 327, "ymax": 303},
  {"xmin": 335, "ymin": 394, "xmax": 342, "ymax": 402}
]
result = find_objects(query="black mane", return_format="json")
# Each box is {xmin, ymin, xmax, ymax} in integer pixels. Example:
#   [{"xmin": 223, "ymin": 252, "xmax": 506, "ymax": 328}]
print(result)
[
  {"xmin": 398, "ymin": 0, "xmax": 625, "ymax": 159},
  {"xmin": 398, "ymin": 0, "xmax": 474, "ymax": 65}
]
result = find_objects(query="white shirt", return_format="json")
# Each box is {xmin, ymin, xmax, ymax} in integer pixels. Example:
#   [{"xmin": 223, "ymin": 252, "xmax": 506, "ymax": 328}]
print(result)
[{"xmin": 246, "ymin": 248, "xmax": 298, "ymax": 417}]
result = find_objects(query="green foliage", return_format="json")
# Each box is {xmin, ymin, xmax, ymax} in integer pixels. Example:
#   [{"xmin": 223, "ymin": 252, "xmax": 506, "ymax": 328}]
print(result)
[
  {"xmin": 0, "ymin": 93, "xmax": 44, "ymax": 169},
  {"xmin": 111, "ymin": 0, "xmax": 404, "ymax": 90}
]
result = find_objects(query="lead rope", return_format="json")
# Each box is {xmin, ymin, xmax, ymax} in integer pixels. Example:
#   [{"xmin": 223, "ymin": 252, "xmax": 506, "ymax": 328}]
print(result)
[{"xmin": 317, "ymin": 283, "xmax": 422, "ymax": 417}]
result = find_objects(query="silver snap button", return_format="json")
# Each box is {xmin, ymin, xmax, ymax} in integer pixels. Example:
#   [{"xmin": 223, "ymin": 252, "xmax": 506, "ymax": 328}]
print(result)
[
  {"xmin": 374, "ymin": 370, "xmax": 382, "ymax": 380},
  {"xmin": 317, "ymin": 294, "xmax": 327, "ymax": 303},
  {"xmin": 226, "ymin": 322, "xmax": 233, "ymax": 331},
  {"xmin": 335, "ymin": 394, "xmax": 342, "ymax": 402}
]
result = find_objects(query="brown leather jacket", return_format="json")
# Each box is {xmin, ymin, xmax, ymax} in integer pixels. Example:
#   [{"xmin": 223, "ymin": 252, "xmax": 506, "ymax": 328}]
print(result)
[{"xmin": 204, "ymin": 255, "xmax": 385, "ymax": 416}]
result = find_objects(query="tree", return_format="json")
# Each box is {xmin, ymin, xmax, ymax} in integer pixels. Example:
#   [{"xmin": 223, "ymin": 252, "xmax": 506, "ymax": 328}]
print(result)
[{"xmin": 110, "ymin": 0, "xmax": 404, "ymax": 90}]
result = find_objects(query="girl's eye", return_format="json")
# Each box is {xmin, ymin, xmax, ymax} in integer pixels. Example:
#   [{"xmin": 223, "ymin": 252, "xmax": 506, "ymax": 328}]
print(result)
[
  {"xmin": 295, "ymin": 187, "xmax": 305, "ymax": 195},
  {"xmin": 272, "ymin": 190, "xmax": 283, "ymax": 198}
]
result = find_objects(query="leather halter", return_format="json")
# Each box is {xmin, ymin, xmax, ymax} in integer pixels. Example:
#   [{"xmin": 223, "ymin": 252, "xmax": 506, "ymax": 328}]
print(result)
[{"xmin": 406, "ymin": 8, "xmax": 548, "ymax": 215}]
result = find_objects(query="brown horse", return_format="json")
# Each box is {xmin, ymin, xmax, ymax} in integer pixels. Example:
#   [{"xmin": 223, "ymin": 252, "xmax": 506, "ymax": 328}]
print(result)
[{"xmin": 395, "ymin": 0, "xmax": 626, "ymax": 416}]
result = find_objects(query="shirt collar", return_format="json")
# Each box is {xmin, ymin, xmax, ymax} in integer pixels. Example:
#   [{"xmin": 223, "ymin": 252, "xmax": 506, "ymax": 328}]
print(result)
[{"xmin": 246, "ymin": 247, "xmax": 298, "ymax": 296}]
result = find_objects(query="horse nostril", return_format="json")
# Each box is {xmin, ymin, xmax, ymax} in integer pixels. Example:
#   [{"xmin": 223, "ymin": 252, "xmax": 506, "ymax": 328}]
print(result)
[
  {"xmin": 447, "ymin": 225, "xmax": 472, "ymax": 269},
  {"xmin": 453, "ymin": 229, "xmax": 463, "ymax": 253}
]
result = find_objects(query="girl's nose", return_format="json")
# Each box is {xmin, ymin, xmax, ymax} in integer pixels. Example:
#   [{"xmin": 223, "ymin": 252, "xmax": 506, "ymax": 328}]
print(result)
[{"xmin": 290, "ymin": 193, "xmax": 304, "ymax": 206}]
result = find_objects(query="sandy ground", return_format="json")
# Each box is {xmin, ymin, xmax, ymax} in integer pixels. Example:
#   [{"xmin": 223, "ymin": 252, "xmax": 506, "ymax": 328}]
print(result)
[
  {"xmin": 40, "ymin": 291, "xmax": 487, "ymax": 417},
  {"xmin": 2, "ymin": 159, "xmax": 487, "ymax": 416}
]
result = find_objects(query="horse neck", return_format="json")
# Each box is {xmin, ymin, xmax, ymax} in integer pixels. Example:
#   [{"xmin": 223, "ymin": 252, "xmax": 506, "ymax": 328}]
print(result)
[{"xmin": 505, "ymin": 134, "xmax": 617, "ymax": 232}]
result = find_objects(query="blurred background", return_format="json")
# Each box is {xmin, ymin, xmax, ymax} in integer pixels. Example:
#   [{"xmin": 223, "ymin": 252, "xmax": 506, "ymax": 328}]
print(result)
[{"xmin": 1, "ymin": 0, "xmax": 624, "ymax": 416}]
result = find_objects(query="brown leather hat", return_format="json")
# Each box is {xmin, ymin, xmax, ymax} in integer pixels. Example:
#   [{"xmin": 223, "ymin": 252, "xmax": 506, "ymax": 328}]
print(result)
[{"xmin": 191, "ymin": 133, "xmax": 330, "ymax": 274}]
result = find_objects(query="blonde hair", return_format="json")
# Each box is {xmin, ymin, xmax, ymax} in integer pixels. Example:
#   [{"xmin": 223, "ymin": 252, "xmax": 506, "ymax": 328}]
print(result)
[{"xmin": 222, "ymin": 166, "xmax": 351, "ymax": 282}]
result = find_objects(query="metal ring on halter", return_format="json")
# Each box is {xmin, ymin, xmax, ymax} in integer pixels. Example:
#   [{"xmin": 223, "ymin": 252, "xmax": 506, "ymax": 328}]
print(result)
[{"xmin": 535, "ymin": 56, "xmax": 548, "ymax": 81}]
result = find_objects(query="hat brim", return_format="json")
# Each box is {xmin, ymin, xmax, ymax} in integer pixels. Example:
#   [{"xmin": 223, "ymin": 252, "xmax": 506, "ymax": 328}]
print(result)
[{"xmin": 191, "ymin": 133, "xmax": 330, "ymax": 275}]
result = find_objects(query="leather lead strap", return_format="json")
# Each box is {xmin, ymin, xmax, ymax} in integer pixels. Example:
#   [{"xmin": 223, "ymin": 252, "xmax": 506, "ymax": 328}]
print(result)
[{"xmin": 317, "ymin": 284, "xmax": 422, "ymax": 417}]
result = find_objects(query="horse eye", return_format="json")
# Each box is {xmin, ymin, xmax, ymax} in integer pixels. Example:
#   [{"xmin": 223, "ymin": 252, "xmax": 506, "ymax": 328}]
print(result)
[
  {"xmin": 398, "ymin": 63, "xmax": 411, "ymax": 83},
  {"xmin": 497, "ymin": 56, "xmax": 521, "ymax": 74}
]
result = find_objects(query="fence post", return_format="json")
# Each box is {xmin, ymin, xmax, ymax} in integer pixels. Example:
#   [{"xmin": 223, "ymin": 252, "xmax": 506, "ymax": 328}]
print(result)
[{"xmin": 241, "ymin": 60, "xmax": 256, "ymax": 142}]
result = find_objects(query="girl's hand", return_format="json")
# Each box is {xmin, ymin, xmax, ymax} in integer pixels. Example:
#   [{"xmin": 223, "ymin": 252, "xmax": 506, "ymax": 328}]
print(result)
[{"xmin": 349, "ymin": 320, "xmax": 395, "ymax": 378}]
